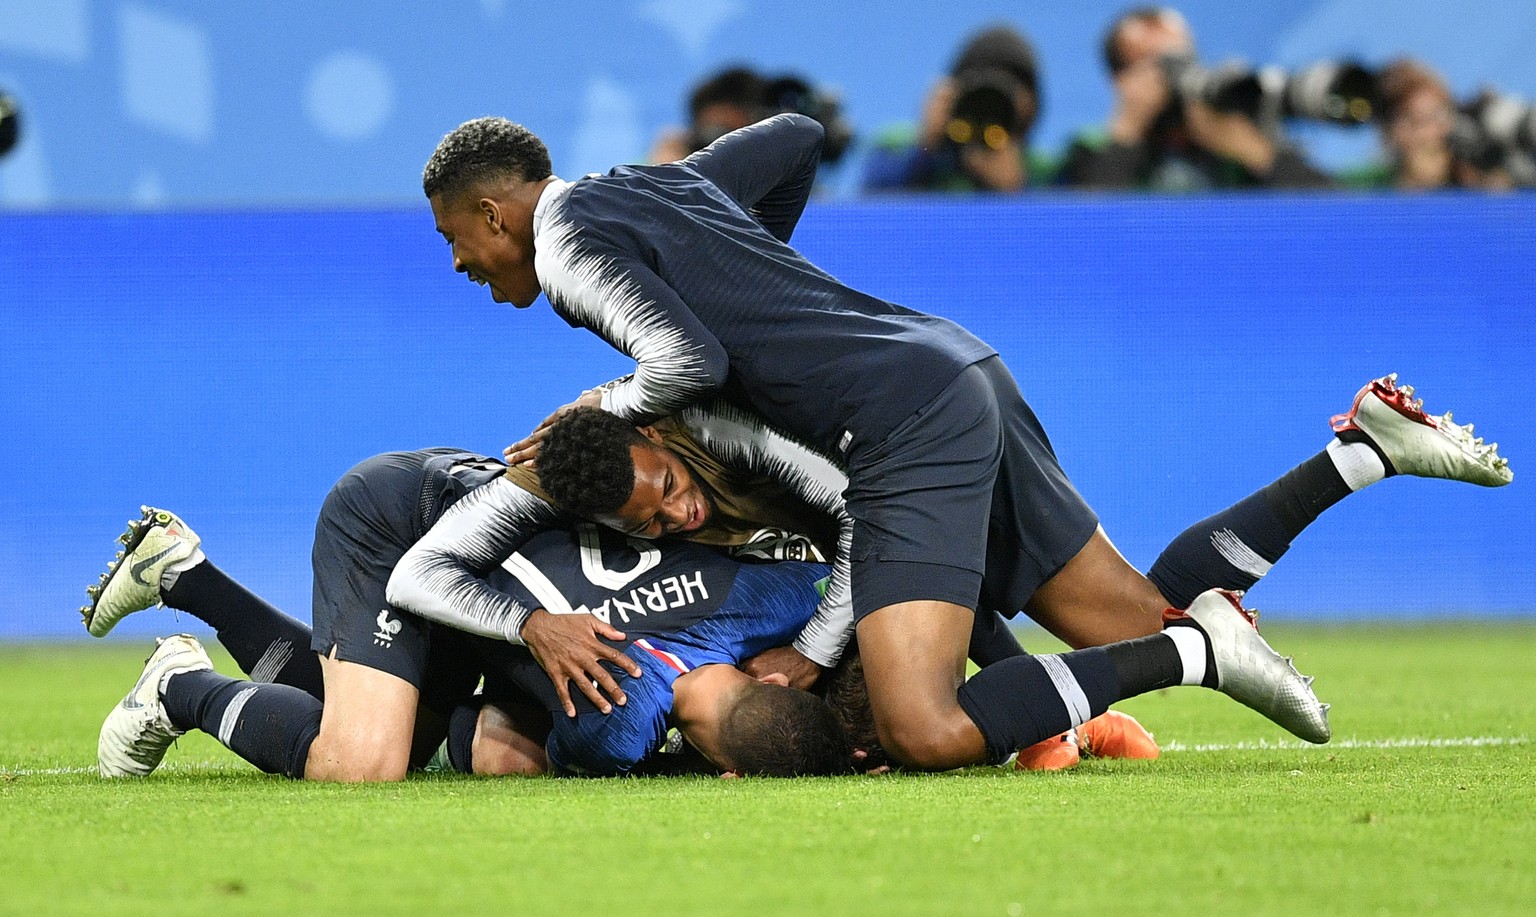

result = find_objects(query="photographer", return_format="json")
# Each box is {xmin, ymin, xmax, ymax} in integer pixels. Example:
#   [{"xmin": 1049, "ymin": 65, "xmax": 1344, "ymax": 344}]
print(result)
[
  {"xmin": 1340, "ymin": 59, "xmax": 1485, "ymax": 191},
  {"xmin": 0, "ymin": 89, "xmax": 20, "ymax": 161},
  {"xmin": 649, "ymin": 67, "xmax": 767, "ymax": 164},
  {"xmin": 649, "ymin": 66, "xmax": 853, "ymax": 175},
  {"xmin": 1058, "ymin": 6, "xmax": 1332, "ymax": 191},
  {"xmin": 863, "ymin": 24, "xmax": 1049, "ymax": 193}
]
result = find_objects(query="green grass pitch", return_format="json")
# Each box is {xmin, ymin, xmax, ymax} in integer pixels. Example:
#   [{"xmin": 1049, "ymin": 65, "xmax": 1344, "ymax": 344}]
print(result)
[{"xmin": 3, "ymin": 622, "xmax": 1533, "ymax": 916}]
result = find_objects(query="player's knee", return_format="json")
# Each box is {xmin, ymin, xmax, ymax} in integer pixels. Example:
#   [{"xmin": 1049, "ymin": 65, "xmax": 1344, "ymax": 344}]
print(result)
[
  {"xmin": 471, "ymin": 735, "xmax": 547, "ymax": 776},
  {"xmin": 873, "ymin": 708, "xmax": 973, "ymax": 771},
  {"xmin": 469, "ymin": 701, "xmax": 550, "ymax": 776},
  {"xmin": 305, "ymin": 728, "xmax": 411, "ymax": 783}
]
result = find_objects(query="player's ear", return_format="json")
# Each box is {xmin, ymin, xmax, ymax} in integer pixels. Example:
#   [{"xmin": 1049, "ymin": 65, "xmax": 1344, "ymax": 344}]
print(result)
[
  {"xmin": 756, "ymin": 672, "xmax": 791, "ymax": 688},
  {"xmin": 636, "ymin": 425, "xmax": 665, "ymax": 446},
  {"xmin": 479, "ymin": 197, "xmax": 503, "ymax": 232}
]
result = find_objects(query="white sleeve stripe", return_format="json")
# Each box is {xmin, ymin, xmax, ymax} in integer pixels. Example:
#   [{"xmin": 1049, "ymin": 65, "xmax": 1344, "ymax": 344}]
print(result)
[
  {"xmin": 536, "ymin": 210, "xmax": 720, "ymax": 422},
  {"xmin": 681, "ymin": 401, "xmax": 855, "ymax": 668},
  {"xmin": 386, "ymin": 477, "xmax": 563, "ymax": 644}
]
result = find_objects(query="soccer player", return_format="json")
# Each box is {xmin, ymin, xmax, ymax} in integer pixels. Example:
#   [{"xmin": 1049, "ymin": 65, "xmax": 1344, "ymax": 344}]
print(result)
[
  {"xmin": 84, "ymin": 449, "xmax": 513, "ymax": 781},
  {"xmin": 417, "ymin": 108, "xmax": 1511, "ymax": 770}
]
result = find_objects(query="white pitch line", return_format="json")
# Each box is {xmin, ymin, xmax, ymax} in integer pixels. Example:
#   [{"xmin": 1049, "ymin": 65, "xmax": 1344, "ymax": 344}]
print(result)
[
  {"xmin": 1161, "ymin": 735, "xmax": 1529, "ymax": 753},
  {"xmin": 2, "ymin": 765, "xmax": 97, "ymax": 777}
]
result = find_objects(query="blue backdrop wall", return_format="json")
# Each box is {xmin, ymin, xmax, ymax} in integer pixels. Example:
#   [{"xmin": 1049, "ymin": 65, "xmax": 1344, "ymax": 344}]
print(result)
[
  {"xmin": 3, "ymin": 0, "xmax": 1536, "ymax": 206},
  {"xmin": 2, "ymin": 194, "xmax": 1532, "ymax": 638}
]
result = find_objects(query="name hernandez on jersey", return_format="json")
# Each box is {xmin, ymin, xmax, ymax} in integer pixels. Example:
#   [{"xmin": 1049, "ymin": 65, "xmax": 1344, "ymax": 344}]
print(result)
[
  {"xmin": 489, "ymin": 524, "xmax": 734, "ymax": 642},
  {"xmin": 484, "ymin": 523, "xmax": 829, "ymax": 775}
]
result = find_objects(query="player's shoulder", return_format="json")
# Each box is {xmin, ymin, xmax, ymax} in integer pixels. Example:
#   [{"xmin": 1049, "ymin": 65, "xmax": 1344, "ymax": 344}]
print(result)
[{"xmin": 550, "ymin": 166, "xmax": 700, "ymax": 250}]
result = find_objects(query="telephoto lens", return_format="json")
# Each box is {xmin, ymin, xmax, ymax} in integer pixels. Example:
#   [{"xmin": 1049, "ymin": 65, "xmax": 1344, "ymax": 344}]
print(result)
[{"xmin": 0, "ymin": 91, "xmax": 21, "ymax": 159}]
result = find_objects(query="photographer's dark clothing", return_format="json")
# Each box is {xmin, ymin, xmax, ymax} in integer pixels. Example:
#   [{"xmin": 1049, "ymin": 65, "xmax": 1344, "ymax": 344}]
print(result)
[
  {"xmin": 1057, "ymin": 127, "xmax": 1333, "ymax": 191},
  {"xmin": 862, "ymin": 122, "xmax": 1055, "ymax": 192}
]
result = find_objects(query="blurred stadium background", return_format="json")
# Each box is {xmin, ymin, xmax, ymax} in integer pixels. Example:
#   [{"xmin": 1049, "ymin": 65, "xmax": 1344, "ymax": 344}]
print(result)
[{"xmin": 2, "ymin": 0, "xmax": 1532, "ymax": 639}]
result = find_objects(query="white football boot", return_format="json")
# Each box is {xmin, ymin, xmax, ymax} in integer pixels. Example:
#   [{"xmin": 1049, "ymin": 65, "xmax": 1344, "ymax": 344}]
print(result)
[
  {"xmin": 82, "ymin": 507, "xmax": 204, "ymax": 637},
  {"xmin": 1332, "ymin": 374, "xmax": 1512, "ymax": 487},
  {"xmin": 1170, "ymin": 589, "xmax": 1332, "ymax": 745},
  {"xmin": 98, "ymin": 634, "xmax": 213, "ymax": 778}
]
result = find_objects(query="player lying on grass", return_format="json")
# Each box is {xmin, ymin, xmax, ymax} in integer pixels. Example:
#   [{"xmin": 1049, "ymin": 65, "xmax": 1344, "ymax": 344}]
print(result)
[
  {"xmin": 80, "ymin": 445, "xmax": 1038, "ymax": 781},
  {"xmin": 387, "ymin": 374, "xmax": 1511, "ymax": 769}
]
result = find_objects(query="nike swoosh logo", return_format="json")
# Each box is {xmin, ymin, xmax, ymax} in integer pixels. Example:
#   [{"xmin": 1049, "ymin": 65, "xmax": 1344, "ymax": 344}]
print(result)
[
  {"xmin": 120, "ymin": 659, "xmax": 163, "ymax": 710},
  {"xmin": 131, "ymin": 546, "xmax": 178, "ymax": 587}
]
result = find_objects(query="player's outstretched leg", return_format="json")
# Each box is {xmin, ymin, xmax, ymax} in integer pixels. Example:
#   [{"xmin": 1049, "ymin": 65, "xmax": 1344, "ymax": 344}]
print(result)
[
  {"xmin": 82, "ymin": 507, "xmax": 203, "ymax": 637},
  {"xmin": 925, "ymin": 589, "xmax": 1327, "ymax": 770},
  {"xmin": 1331, "ymin": 373, "xmax": 1512, "ymax": 487},
  {"xmin": 1168, "ymin": 590, "xmax": 1331, "ymax": 744},
  {"xmin": 98, "ymin": 634, "xmax": 213, "ymax": 777},
  {"xmin": 1149, "ymin": 373, "xmax": 1513, "ymax": 610},
  {"xmin": 99, "ymin": 633, "xmax": 326, "ymax": 780},
  {"xmin": 81, "ymin": 506, "xmax": 322, "ymax": 696}
]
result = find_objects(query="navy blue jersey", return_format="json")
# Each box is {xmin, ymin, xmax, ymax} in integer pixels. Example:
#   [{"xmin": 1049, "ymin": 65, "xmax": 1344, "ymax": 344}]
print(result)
[
  {"xmin": 531, "ymin": 113, "xmax": 996, "ymax": 458},
  {"xmin": 484, "ymin": 523, "xmax": 829, "ymax": 775}
]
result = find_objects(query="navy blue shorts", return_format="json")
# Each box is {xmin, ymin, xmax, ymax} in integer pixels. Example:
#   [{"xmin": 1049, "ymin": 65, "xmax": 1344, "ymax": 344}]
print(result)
[
  {"xmin": 845, "ymin": 356, "xmax": 1098, "ymax": 621},
  {"xmin": 310, "ymin": 448, "xmax": 502, "ymax": 698}
]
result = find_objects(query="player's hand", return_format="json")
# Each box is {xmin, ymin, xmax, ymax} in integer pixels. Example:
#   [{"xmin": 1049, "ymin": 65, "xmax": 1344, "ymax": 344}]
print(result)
[
  {"xmin": 852, "ymin": 748, "xmax": 892, "ymax": 776},
  {"xmin": 503, "ymin": 389, "xmax": 605, "ymax": 466},
  {"xmin": 741, "ymin": 646, "xmax": 822, "ymax": 691},
  {"xmin": 521, "ymin": 609, "xmax": 642, "ymax": 717},
  {"xmin": 1183, "ymin": 101, "xmax": 1276, "ymax": 174},
  {"xmin": 959, "ymin": 140, "xmax": 1026, "ymax": 192}
]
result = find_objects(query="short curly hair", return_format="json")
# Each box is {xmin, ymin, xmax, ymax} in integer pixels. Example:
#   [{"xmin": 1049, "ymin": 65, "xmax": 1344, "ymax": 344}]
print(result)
[
  {"xmin": 538, "ymin": 407, "xmax": 649, "ymax": 518},
  {"xmin": 718, "ymin": 681, "xmax": 854, "ymax": 776},
  {"xmin": 817, "ymin": 646, "xmax": 888, "ymax": 772},
  {"xmin": 422, "ymin": 116, "xmax": 553, "ymax": 201}
]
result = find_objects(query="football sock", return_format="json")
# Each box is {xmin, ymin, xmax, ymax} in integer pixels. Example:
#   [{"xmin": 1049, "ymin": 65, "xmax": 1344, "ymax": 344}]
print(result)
[
  {"xmin": 1327, "ymin": 436, "xmax": 1390, "ymax": 486},
  {"xmin": 1147, "ymin": 449, "xmax": 1355, "ymax": 608},
  {"xmin": 445, "ymin": 701, "xmax": 482, "ymax": 774},
  {"xmin": 958, "ymin": 626, "xmax": 1215, "ymax": 764},
  {"xmin": 160, "ymin": 561, "xmax": 324, "ymax": 699},
  {"xmin": 1157, "ymin": 618, "xmax": 1220, "ymax": 688},
  {"xmin": 957, "ymin": 648, "xmax": 1118, "ymax": 765},
  {"xmin": 968, "ymin": 610, "xmax": 1027, "ymax": 666},
  {"xmin": 161, "ymin": 670, "xmax": 322, "ymax": 780}
]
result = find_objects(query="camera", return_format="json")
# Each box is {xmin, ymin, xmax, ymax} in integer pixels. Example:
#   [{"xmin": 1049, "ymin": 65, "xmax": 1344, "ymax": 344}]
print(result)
[
  {"xmin": 1451, "ymin": 90, "xmax": 1536, "ymax": 163},
  {"xmin": 0, "ymin": 90, "xmax": 20, "ymax": 159},
  {"xmin": 683, "ymin": 68, "xmax": 853, "ymax": 167},
  {"xmin": 944, "ymin": 68, "xmax": 1028, "ymax": 151},
  {"xmin": 761, "ymin": 74, "xmax": 855, "ymax": 166},
  {"xmin": 1160, "ymin": 54, "xmax": 1380, "ymax": 127}
]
